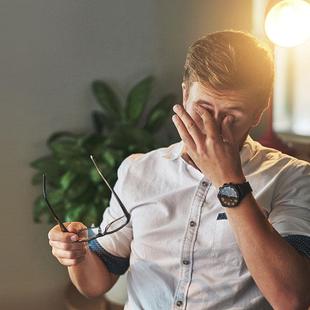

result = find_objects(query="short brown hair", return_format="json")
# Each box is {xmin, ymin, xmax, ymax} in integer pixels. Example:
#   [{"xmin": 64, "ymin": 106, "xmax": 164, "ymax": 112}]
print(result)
[{"xmin": 183, "ymin": 30, "xmax": 274, "ymax": 107}]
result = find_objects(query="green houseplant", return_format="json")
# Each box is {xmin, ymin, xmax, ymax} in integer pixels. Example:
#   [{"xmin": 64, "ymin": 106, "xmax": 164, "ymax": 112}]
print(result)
[{"xmin": 31, "ymin": 76, "xmax": 176, "ymax": 227}]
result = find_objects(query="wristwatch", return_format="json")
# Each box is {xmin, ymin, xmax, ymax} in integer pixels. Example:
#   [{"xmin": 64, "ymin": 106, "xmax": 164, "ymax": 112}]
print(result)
[{"xmin": 217, "ymin": 181, "xmax": 252, "ymax": 208}]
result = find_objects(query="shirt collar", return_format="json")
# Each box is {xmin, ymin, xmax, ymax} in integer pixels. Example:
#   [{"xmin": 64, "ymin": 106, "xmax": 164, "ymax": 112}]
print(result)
[
  {"xmin": 163, "ymin": 135, "xmax": 256, "ymax": 166},
  {"xmin": 240, "ymin": 135, "xmax": 257, "ymax": 165}
]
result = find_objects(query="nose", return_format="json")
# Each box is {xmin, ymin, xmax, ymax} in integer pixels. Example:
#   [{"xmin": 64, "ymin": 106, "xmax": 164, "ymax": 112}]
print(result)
[{"xmin": 206, "ymin": 108, "xmax": 226, "ymax": 127}]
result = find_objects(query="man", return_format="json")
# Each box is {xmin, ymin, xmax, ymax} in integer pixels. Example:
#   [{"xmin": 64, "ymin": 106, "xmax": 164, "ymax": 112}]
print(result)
[{"xmin": 48, "ymin": 30, "xmax": 310, "ymax": 309}]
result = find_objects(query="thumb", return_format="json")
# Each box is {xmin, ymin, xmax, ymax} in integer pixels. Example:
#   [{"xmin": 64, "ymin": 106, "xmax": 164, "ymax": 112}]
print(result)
[{"xmin": 221, "ymin": 115, "xmax": 234, "ymax": 144}]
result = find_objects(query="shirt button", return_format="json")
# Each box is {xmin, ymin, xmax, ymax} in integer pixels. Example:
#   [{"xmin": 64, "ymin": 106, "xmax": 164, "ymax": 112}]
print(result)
[
  {"xmin": 176, "ymin": 300, "xmax": 183, "ymax": 307},
  {"xmin": 183, "ymin": 259, "xmax": 190, "ymax": 265},
  {"xmin": 202, "ymin": 181, "xmax": 208, "ymax": 187},
  {"xmin": 190, "ymin": 221, "xmax": 196, "ymax": 227}
]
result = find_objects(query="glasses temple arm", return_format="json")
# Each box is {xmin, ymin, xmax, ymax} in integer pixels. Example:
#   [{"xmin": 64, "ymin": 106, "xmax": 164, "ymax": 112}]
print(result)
[
  {"xmin": 90, "ymin": 155, "xmax": 131, "ymax": 219},
  {"xmin": 42, "ymin": 174, "xmax": 69, "ymax": 233}
]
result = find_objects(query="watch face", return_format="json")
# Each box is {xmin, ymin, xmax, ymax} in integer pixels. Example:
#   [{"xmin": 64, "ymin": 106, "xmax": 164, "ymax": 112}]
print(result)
[
  {"xmin": 219, "ymin": 184, "xmax": 240, "ymax": 207},
  {"xmin": 221, "ymin": 186, "xmax": 238, "ymax": 198}
]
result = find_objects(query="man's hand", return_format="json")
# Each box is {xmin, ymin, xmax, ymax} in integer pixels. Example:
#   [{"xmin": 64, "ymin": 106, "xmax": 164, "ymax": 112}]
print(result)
[
  {"xmin": 172, "ymin": 103, "xmax": 245, "ymax": 187},
  {"xmin": 48, "ymin": 222, "xmax": 89, "ymax": 267}
]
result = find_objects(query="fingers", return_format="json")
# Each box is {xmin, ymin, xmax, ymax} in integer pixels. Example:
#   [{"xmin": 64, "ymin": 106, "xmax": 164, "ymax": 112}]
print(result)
[
  {"xmin": 49, "ymin": 239, "xmax": 87, "ymax": 251},
  {"xmin": 221, "ymin": 115, "xmax": 235, "ymax": 144},
  {"xmin": 65, "ymin": 222, "xmax": 87, "ymax": 233},
  {"xmin": 48, "ymin": 222, "xmax": 86, "ymax": 242},
  {"xmin": 172, "ymin": 114, "xmax": 196, "ymax": 150},
  {"xmin": 49, "ymin": 241, "xmax": 88, "ymax": 266},
  {"xmin": 48, "ymin": 222, "xmax": 89, "ymax": 267},
  {"xmin": 49, "ymin": 237, "xmax": 88, "ymax": 265},
  {"xmin": 193, "ymin": 104, "xmax": 221, "ymax": 141},
  {"xmin": 172, "ymin": 104, "xmax": 203, "ymax": 150},
  {"xmin": 52, "ymin": 247, "xmax": 87, "ymax": 260},
  {"xmin": 49, "ymin": 229, "xmax": 77, "ymax": 242}
]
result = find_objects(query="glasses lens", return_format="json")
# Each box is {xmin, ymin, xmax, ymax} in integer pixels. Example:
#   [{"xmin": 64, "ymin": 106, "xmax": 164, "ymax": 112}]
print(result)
[
  {"xmin": 105, "ymin": 216, "xmax": 128, "ymax": 233},
  {"xmin": 75, "ymin": 216, "xmax": 129, "ymax": 242}
]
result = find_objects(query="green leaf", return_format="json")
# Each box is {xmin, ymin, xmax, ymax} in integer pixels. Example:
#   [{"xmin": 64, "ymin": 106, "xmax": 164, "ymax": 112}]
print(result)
[
  {"xmin": 81, "ymin": 204, "xmax": 98, "ymax": 227},
  {"xmin": 90, "ymin": 167, "xmax": 102, "ymax": 183},
  {"xmin": 104, "ymin": 149, "xmax": 124, "ymax": 167},
  {"xmin": 91, "ymin": 111, "xmax": 104, "ymax": 134},
  {"xmin": 49, "ymin": 138, "xmax": 83, "ymax": 159},
  {"xmin": 92, "ymin": 80, "xmax": 122, "ymax": 118},
  {"xmin": 60, "ymin": 171, "xmax": 77, "ymax": 191},
  {"xmin": 78, "ymin": 133, "xmax": 103, "ymax": 148},
  {"xmin": 72, "ymin": 185, "xmax": 97, "ymax": 205},
  {"xmin": 91, "ymin": 111, "xmax": 116, "ymax": 134},
  {"xmin": 30, "ymin": 156, "xmax": 63, "ymax": 183},
  {"xmin": 145, "ymin": 109, "xmax": 167, "ymax": 132},
  {"xmin": 30, "ymin": 156, "xmax": 57, "ymax": 172},
  {"xmin": 64, "ymin": 204, "xmax": 85, "ymax": 223},
  {"xmin": 145, "ymin": 94, "xmax": 176, "ymax": 132},
  {"xmin": 47, "ymin": 131, "xmax": 79, "ymax": 148},
  {"xmin": 67, "ymin": 179, "xmax": 90, "ymax": 200},
  {"xmin": 47, "ymin": 188, "xmax": 65, "ymax": 205},
  {"xmin": 60, "ymin": 157, "xmax": 92, "ymax": 174},
  {"xmin": 78, "ymin": 134, "xmax": 107, "ymax": 157},
  {"xmin": 108, "ymin": 125, "xmax": 154, "ymax": 150},
  {"xmin": 32, "ymin": 172, "xmax": 43, "ymax": 185},
  {"xmin": 102, "ymin": 150, "xmax": 118, "ymax": 168},
  {"xmin": 125, "ymin": 76, "xmax": 154, "ymax": 123}
]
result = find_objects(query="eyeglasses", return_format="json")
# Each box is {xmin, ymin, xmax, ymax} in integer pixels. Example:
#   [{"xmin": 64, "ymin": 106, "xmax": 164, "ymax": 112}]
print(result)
[{"xmin": 42, "ymin": 155, "xmax": 131, "ymax": 242}]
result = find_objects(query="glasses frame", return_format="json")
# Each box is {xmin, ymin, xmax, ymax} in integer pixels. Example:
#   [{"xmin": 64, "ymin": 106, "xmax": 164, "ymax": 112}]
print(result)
[{"xmin": 42, "ymin": 155, "xmax": 131, "ymax": 242}]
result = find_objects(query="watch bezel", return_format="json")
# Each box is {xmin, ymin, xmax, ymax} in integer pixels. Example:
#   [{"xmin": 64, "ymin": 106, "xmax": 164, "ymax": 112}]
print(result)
[{"xmin": 218, "ymin": 183, "xmax": 241, "ymax": 208}]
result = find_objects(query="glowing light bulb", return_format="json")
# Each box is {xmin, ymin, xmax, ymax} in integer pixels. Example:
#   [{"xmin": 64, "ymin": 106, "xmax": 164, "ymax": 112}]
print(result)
[{"xmin": 265, "ymin": 0, "xmax": 310, "ymax": 47}]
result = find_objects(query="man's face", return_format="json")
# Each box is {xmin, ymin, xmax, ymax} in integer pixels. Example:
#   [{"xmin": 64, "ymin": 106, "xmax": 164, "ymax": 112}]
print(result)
[{"xmin": 182, "ymin": 82, "xmax": 265, "ymax": 149}]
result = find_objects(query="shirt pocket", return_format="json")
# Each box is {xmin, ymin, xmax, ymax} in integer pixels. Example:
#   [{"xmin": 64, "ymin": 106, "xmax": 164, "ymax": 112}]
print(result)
[{"xmin": 211, "ymin": 216, "xmax": 243, "ymax": 267}]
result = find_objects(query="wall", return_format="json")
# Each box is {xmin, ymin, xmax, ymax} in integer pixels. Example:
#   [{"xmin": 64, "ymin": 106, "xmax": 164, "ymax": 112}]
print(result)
[{"xmin": 0, "ymin": 1, "xmax": 251, "ymax": 308}]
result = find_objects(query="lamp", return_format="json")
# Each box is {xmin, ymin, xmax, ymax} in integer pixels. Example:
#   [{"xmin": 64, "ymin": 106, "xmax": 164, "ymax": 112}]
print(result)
[
  {"xmin": 258, "ymin": 0, "xmax": 310, "ymax": 154},
  {"xmin": 265, "ymin": 0, "xmax": 310, "ymax": 47}
]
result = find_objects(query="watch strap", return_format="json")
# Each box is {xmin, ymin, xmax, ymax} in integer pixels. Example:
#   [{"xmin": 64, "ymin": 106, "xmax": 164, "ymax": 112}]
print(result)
[{"xmin": 237, "ymin": 181, "xmax": 252, "ymax": 200}]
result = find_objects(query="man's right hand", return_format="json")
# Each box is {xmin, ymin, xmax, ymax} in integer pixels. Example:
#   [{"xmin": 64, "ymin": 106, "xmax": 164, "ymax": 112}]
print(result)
[{"xmin": 48, "ymin": 222, "xmax": 89, "ymax": 267}]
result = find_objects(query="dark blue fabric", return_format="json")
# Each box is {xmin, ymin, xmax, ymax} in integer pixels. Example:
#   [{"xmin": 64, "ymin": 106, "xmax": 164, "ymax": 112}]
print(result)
[
  {"xmin": 217, "ymin": 212, "xmax": 227, "ymax": 220},
  {"xmin": 283, "ymin": 234, "xmax": 310, "ymax": 258},
  {"xmin": 89, "ymin": 239, "xmax": 129, "ymax": 275}
]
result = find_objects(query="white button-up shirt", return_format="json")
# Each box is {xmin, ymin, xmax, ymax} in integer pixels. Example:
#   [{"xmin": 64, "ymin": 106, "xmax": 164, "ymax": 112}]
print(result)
[{"xmin": 92, "ymin": 136, "xmax": 310, "ymax": 309}]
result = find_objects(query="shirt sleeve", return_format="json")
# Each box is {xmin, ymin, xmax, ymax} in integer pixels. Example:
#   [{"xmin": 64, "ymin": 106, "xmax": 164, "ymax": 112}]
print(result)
[
  {"xmin": 283, "ymin": 235, "xmax": 310, "ymax": 258},
  {"xmin": 89, "ymin": 239, "xmax": 130, "ymax": 274},
  {"xmin": 268, "ymin": 159, "xmax": 310, "ymax": 257},
  {"xmin": 89, "ymin": 156, "xmax": 133, "ymax": 274}
]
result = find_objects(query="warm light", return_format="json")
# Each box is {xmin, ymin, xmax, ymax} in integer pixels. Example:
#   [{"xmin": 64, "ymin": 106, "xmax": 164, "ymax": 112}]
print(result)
[{"xmin": 265, "ymin": 0, "xmax": 310, "ymax": 47}]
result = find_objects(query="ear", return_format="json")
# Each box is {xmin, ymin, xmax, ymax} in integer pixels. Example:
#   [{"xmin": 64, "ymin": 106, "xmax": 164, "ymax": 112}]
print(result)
[
  {"xmin": 251, "ymin": 98, "xmax": 271, "ymax": 128},
  {"xmin": 252, "ymin": 111, "xmax": 264, "ymax": 128},
  {"xmin": 182, "ymin": 82, "xmax": 189, "ymax": 107}
]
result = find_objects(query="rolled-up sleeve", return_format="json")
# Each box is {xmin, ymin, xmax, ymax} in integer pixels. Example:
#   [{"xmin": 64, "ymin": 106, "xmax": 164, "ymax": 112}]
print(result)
[
  {"xmin": 269, "ymin": 159, "xmax": 310, "ymax": 257},
  {"xmin": 89, "ymin": 239, "xmax": 130, "ymax": 274}
]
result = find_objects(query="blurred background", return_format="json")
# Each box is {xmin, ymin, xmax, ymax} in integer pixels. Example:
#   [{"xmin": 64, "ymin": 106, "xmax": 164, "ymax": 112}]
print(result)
[{"xmin": 0, "ymin": 1, "xmax": 309, "ymax": 309}]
